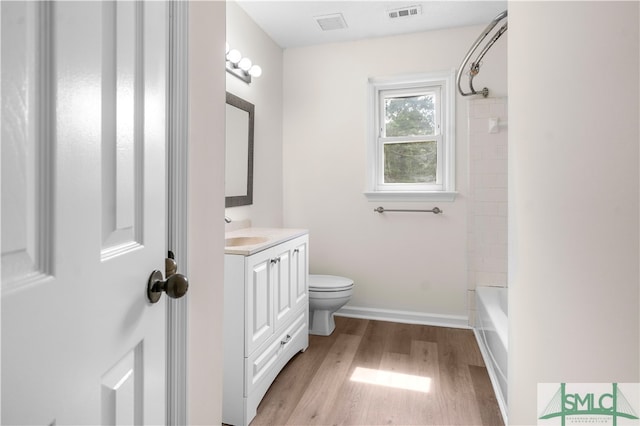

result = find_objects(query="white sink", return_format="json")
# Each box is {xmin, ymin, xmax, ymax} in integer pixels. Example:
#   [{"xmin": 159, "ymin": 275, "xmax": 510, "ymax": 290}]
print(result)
[
  {"xmin": 225, "ymin": 236, "xmax": 269, "ymax": 247},
  {"xmin": 224, "ymin": 227, "xmax": 308, "ymax": 255}
]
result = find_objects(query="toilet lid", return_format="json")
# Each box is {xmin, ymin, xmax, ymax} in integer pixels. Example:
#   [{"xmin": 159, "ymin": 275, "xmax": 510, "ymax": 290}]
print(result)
[{"xmin": 309, "ymin": 274, "xmax": 354, "ymax": 292}]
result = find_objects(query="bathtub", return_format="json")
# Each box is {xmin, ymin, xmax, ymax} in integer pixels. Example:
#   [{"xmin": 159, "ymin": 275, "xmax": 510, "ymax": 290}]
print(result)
[{"xmin": 474, "ymin": 286, "xmax": 508, "ymax": 422}]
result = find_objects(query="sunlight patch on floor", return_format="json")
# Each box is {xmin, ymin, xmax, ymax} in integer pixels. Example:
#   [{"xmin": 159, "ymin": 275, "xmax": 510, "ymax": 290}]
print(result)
[{"xmin": 350, "ymin": 367, "xmax": 431, "ymax": 393}]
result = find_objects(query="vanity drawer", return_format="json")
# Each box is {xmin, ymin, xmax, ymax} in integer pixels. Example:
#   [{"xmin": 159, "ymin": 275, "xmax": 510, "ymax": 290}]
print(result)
[{"xmin": 244, "ymin": 309, "xmax": 306, "ymax": 395}]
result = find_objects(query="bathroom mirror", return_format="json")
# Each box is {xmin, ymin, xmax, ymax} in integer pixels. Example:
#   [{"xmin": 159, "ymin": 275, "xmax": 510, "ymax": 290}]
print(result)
[{"xmin": 225, "ymin": 92, "xmax": 254, "ymax": 207}]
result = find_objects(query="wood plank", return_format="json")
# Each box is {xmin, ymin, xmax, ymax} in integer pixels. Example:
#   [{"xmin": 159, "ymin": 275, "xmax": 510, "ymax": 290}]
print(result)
[
  {"xmin": 323, "ymin": 320, "xmax": 397, "ymax": 425},
  {"xmin": 251, "ymin": 329, "xmax": 338, "ymax": 425},
  {"xmin": 469, "ymin": 365, "xmax": 505, "ymax": 426},
  {"xmin": 335, "ymin": 315, "xmax": 369, "ymax": 336},
  {"xmin": 383, "ymin": 321, "xmax": 424, "ymax": 355},
  {"xmin": 352, "ymin": 319, "xmax": 395, "ymax": 368},
  {"xmin": 362, "ymin": 351, "xmax": 428, "ymax": 425},
  {"xmin": 410, "ymin": 340, "xmax": 446, "ymax": 425},
  {"xmin": 250, "ymin": 318, "xmax": 503, "ymax": 426},
  {"xmin": 321, "ymin": 371, "xmax": 378, "ymax": 425},
  {"xmin": 434, "ymin": 327, "xmax": 485, "ymax": 425},
  {"xmin": 436, "ymin": 326, "xmax": 485, "ymax": 367},
  {"xmin": 284, "ymin": 333, "xmax": 362, "ymax": 425}
]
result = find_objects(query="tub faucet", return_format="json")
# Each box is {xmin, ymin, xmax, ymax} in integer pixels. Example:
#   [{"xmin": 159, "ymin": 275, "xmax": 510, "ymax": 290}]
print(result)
[{"xmin": 225, "ymin": 216, "xmax": 232, "ymax": 223}]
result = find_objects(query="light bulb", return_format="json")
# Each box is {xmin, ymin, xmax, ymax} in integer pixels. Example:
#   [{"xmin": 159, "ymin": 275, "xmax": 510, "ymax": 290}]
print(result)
[
  {"xmin": 238, "ymin": 57, "xmax": 252, "ymax": 71},
  {"xmin": 226, "ymin": 49, "xmax": 241, "ymax": 64},
  {"xmin": 248, "ymin": 65, "xmax": 262, "ymax": 78}
]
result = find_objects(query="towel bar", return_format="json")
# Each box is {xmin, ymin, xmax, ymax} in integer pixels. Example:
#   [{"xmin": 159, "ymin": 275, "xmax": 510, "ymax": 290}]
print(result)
[{"xmin": 374, "ymin": 206, "xmax": 442, "ymax": 215}]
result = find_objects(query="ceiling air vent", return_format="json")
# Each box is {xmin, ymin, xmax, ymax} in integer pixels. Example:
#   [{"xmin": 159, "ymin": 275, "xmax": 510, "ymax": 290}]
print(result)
[
  {"xmin": 314, "ymin": 13, "xmax": 348, "ymax": 31},
  {"xmin": 388, "ymin": 5, "xmax": 422, "ymax": 19}
]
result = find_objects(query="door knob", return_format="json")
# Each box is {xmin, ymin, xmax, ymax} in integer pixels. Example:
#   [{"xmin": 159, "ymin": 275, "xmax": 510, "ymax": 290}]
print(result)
[
  {"xmin": 165, "ymin": 257, "xmax": 177, "ymax": 278},
  {"xmin": 147, "ymin": 270, "xmax": 189, "ymax": 303}
]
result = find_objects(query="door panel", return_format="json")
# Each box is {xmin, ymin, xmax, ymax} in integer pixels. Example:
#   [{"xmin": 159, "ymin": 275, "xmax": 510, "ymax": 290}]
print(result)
[
  {"xmin": 274, "ymin": 246, "xmax": 292, "ymax": 328},
  {"xmin": 292, "ymin": 238, "xmax": 308, "ymax": 310},
  {"xmin": 245, "ymin": 254, "xmax": 273, "ymax": 356},
  {"xmin": 101, "ymin": 343, "xmax": 143, "ymax": 425},
  {"xmin": 1, "ymin": 1, "xmax": 54, "ymax": 293},
  {"xmin": 101, "ymin": 0, "xmax": 143, "ymax": 257},
  {"xmin": 1, "ymin": 2, "xmax": 168, "ymax": 424}
]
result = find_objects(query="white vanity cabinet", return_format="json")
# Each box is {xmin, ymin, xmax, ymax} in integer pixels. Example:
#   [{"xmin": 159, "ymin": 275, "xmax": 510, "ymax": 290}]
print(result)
[{"xmin": 223, "ymin": 233, "xmax": 309, "ymax": 426}]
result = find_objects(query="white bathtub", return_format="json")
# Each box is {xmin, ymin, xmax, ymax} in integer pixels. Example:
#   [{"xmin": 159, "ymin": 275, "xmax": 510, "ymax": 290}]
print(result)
[{"xmin": 475, "ymin": 286, "xmax": 508, "ymax": 422}]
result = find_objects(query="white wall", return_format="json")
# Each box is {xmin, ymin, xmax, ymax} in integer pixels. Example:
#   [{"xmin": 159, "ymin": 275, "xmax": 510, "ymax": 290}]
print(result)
[
  {"xmin": 508, "ymin": 2, "xmax": 639, "ymax": 423},
  {"xmin": 225, "ymin": 1, "xmax": 284, "ymax": 227},
  {"xmin": 283, "ymin": 27, "xmax": 507, "ymax": 320},
  {"xmin": 188, "ymin": 1, "xmax": 225, "ymax": 424}
]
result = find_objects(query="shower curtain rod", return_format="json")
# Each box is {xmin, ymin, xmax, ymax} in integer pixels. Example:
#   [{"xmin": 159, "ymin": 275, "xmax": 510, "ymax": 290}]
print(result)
[{"xmin": 456, "ymin": 10, "xmax": 508, "ymax": 98}]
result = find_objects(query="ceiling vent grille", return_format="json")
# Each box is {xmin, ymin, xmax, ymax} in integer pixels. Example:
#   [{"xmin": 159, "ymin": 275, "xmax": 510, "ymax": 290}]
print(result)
[
  {"xmin": 388, "ymin": 5, "xmax": 422, "ymax": 19},
  {"xmin": 314, "ymin": 13, "xmax": 348, "ymax": 31}
]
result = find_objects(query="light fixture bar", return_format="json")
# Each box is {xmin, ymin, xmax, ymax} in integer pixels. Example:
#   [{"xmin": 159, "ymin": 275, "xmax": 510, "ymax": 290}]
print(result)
[
  {"xmin": 226, "ymin": 61, "xmax": 251, "ymax": 83},
  {"xmin": 225, "ymin": 44, "xmax": 262, "ymax": 84}
]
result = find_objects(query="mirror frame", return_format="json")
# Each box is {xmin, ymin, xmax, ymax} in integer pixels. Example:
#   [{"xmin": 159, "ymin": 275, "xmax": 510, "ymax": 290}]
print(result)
[{"xmin": 225, "ymin": 92, "xmax": 254, "ymax": 207}]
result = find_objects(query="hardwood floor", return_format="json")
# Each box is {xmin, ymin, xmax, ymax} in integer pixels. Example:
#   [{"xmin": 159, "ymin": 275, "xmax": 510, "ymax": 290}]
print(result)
[{"xmin": 250, "ymin": 316, "xmax": 503, "ymax": 426}]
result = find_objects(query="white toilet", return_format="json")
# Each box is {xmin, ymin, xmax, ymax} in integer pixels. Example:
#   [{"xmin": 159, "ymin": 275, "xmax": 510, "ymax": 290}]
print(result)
[{"xmin": 308, "ymin": 274, "xmax": 354, "ymax": 336}]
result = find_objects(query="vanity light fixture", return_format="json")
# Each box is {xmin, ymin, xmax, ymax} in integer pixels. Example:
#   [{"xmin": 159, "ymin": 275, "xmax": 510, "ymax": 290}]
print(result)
[{"xmin": 226, "ymin": 43, "xmax": 262, "ymax": 84}]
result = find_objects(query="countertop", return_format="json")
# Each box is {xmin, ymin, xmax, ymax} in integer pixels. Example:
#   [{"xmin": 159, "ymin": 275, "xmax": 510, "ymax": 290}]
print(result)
[{"xmin": 224, "ymin": 227, "xmax": 308, "ymax": 256}]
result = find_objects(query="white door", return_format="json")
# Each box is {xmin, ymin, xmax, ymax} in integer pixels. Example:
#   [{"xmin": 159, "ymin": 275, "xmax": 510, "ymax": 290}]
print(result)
[{"xmin": 2, "ymin": 1, "xmax": 172, "ymax": 424}]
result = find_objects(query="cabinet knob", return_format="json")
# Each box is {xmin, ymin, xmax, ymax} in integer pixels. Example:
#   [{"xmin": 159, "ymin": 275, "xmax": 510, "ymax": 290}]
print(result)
[
  {"xmin": 270, "ymin": 257, "xmax": 281, "ymax": 264},
  {"xmin": 280, "ymin": 334, "xmax": 292, "ymax": 345}
]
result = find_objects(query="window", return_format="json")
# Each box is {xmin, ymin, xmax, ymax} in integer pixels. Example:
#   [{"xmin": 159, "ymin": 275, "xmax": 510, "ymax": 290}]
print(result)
[{"xmin": 365, "ymin": 71, "xmax": 456, "ymax": 201}]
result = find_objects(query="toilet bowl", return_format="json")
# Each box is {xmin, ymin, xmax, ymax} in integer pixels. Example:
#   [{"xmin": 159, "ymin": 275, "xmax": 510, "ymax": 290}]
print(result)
[{"xmin": 308, "ymin": 274, "xmax": 354, "ymax": 336}]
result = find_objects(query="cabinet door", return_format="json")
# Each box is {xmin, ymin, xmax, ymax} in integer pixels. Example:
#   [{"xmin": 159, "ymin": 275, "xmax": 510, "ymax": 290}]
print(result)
[
  {"xmin": 245, "ymin": 252, "xmax": 274, "ymax": 356},
  {"xmin": 273, "ymin": 243, "xmax": 292, "ymax": 330},
  {"xmin": 291, "ymin": 237, "xmax": 309, "ymax": 312}
]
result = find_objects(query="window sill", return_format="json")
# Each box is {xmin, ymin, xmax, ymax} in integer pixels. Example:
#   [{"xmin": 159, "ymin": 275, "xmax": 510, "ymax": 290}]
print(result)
[{"xmin": 363, "ymin": 191, "xmax": 457, "ymax": 202}]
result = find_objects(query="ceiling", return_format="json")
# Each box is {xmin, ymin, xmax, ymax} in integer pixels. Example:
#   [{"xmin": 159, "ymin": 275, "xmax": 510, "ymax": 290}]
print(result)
[{"xmin": 235, "ymin": 1, "xmax": 508, "ymax": 49}]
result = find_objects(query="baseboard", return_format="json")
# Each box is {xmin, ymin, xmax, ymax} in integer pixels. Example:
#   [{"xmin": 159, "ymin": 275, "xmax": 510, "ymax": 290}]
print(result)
[{"xmin": 335, "ymin": 305, "xmax": 470, "ymax": 329}]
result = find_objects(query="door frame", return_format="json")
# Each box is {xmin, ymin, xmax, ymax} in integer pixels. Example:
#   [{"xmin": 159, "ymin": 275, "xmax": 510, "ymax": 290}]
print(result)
[
  {"xmin": 167, "ymin": 1, "xmax": 189, "ymax": 423},
  {"xmin": 167, "ymin": 1, "xmax": 227, "ymax": 423}
]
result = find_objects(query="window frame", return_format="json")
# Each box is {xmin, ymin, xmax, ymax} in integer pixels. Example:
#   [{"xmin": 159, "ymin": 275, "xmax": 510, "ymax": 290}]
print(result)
[{"xmin": 365, "ymin": 71, "xmax": 457, "ymax": 202}]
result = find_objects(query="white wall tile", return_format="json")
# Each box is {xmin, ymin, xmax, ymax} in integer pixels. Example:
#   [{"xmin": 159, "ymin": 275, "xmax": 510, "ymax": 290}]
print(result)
[{"xmin": 467, "ymin": 97, "xmax": 508, "ymax": 295}]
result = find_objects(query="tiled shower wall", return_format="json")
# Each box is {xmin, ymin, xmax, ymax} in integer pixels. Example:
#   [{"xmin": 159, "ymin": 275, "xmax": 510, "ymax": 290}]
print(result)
[{"xmin": 467, "ymin": 97, "xmax": 508, "ymax": 325}]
